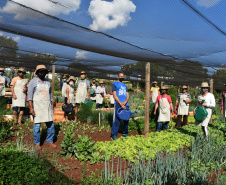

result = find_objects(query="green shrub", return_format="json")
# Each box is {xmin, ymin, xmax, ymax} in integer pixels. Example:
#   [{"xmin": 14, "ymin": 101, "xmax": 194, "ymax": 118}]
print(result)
[{"xmin": 61, "ymin": 127, "xmax": 104, "ymax": 164}]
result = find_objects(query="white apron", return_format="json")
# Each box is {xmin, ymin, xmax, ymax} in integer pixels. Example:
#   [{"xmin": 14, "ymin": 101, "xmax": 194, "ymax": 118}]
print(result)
[
  {"xmin": 90, "ymin": 85, "xmax": 97, "ymax": 101},
  {"xmin": 0, "ymin": 76, "xmax": 5, "ymax": 96},
  {"xmin": 12, "ymin": 79, "xmax": 26, "ymax": 107},
  {"xmin": 152, "ymin": 88, "xmax": 158, "ymax": 103},
  {"xmin": 33, "ymin": 79, "xmax": 53, "ymax": 123},
  {"xmin": 177, "ymin": 94, "xmax": 189, "ymax": 115},
  {"xmin": 75, "ymin": 80, "xmax": 87, "ymax": 104},
  {"xmin": 96, "ymin": 94, "xmax": 104, "ymax": 104},
  {"xmin": 68, "ymin": 85, "xmax": 75, "ymax": 106},
  {"xmin": 158, "ymin": 97, "xmax": 170, "ymax": 122},
  {"xmin": 110, "ymin": 94, "xmax": 115, "ymax": 104},
  {"xmin": 195, "ymin": 96, "xmax": 212, "ymax": 127},
  {"xmin": 62, "ymin": 82, "xmax": 66, "ymax": 97}
]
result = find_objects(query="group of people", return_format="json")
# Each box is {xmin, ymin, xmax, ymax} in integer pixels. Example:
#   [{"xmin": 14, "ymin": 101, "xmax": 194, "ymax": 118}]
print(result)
[
  {"xmin": 151, "ymin": 81, "xmax": 216, "ymax": 138},
  {"xmin": 0, "ymin": 65, "xmax": 223, "ymax": 148}
]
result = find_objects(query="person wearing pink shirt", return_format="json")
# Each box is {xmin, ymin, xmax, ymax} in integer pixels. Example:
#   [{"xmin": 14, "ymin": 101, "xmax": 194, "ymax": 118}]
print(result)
[{"xmin": 154, "ymin": 86, "xmax": 173, "ymax": 132}]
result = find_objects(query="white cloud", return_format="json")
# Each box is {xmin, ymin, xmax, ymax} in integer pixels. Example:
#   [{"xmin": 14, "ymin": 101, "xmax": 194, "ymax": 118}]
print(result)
[
  {"xmin": 12, "ymin": 36, "xmax": 20, "ymax": 42},
  {"xmin": 0, "ymin": 32, "xmax": 3, "ymax": 36},
  {"xmin": 0, "ymin": 0, "xmax": 81, "ymax": 20},
  {"xmin": 197, "ymin": 0, "xmax": 221, "ymax": 8},
  {"xmin": 88, "ymin": 0, "xmax": 136, "ymax": 31},
  {"xmin": 75, "ymin": 51, "xmax": 88, "ymax": 60}
]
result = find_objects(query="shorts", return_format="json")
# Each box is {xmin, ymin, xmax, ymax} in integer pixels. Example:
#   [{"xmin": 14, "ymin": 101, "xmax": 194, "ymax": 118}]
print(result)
[{"xmin": 12, "ymin": 107, "xmax": 26, "ymax": 111}]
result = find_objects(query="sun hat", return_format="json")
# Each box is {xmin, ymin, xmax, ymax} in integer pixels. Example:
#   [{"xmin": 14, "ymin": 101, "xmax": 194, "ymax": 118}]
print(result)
[
  {"xmin": 182, "ymin": 85, "xmax": 188, "ymax": 89},
  {"xmin": 200, "ymin": 82, "xmax": 209, "ymax": 88},
  {"xmin": 80, "ymin": 71, "xmax": 86, "ymax": 74},
  {"xmin": 152, "ymin": 81, "xmax": 158, "ymax": 84},
  {"xmin": 35, "ymin": 65, "xmax": 49, "ymax": 74},
  {"xmin": 0, "ymin": 68, "xmax": 4, "ymax": 71},
  {"xmin": 17, "ymin": 68, "xmax": 26, "ymax": 73},
  {"xmin": 99, "ymin": 80, "xmax": 104, "ymax": 84},
  {"xmin": 160, "ymin": 86, "xmax": 168, "ymax": 90},
  {"xmin": 67, "ymin": 76, "xmax": 75, "ymax": 82}
]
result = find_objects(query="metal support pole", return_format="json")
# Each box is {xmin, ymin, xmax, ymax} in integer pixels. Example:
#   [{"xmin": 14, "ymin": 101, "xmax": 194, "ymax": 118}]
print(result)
[
  {"xmin": 144, "ymin": 62, "xmax": 150, "ymax": 138},
  {"xmin": 51, "ymin": 65, "xmax": 55, "ymax": 98}
]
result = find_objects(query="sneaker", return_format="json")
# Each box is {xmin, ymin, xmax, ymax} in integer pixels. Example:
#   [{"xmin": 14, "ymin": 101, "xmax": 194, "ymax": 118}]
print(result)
[
  {"xmin": 48, "ymin": 143, "xmax": 57, "ymax": 148},
  {"xmin": 111, "ymin": 135, "xmax": 117, "ymax": 140},
  {"xmin": 122, "ymin": 134, "xmax": 128, "ymax": 138}
]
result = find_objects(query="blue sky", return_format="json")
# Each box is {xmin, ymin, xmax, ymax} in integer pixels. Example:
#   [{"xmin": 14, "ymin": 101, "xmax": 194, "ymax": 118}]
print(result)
[{"xmin": 0, "ymin": 0, "xmax": 226, "ymax": 74}]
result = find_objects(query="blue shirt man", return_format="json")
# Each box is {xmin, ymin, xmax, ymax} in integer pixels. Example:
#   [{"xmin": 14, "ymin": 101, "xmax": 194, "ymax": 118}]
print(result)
[{"xmin": 111, "ymin": 72, "xmax": 130, "ymax": 140}]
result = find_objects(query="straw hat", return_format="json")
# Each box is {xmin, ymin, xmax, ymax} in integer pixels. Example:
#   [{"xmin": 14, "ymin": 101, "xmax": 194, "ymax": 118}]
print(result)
[
  {"xmin": 182, "ymin": 85, "xmax": 188, "ymax": 89},
  {"xmin": 17, "ymin": 68, "xmax": 26, "ymax": 73},
  {"xmin": 160, "ymin": 86, "xmax": 168, "ymax": 90},
  {"xmin": 152, "ymin": 81, "xmax": 158, "ymax": 84},
  {"xmin": 67, "ymin": 76, "xmax": 75, "ymax": 82},
  {"xmin": 0, "ymin": 68, "xmax": 4, "ymax": 71},
  {"xmin": 35, "ymin": 65, "xmax": 49, "ymax": 74},
  {"xmin": 99, "ymin": 80, "xmax": 104, "ymax": 84},
  {"xmin": 80, "ymin": 71, "xmax": 86, "ymax": 74},
  {"xmin": 201, "ymin": 82, "xmax": 209, "ymax": 88}
]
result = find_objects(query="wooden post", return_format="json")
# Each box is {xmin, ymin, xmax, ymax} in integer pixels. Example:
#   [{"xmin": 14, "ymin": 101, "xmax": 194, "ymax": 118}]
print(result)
[
  {"xmin": 99, "ymin": 112, "xmax": 101, "ymax": 127},
  {"xmin": 161, "ymin": 81, "xmax": 164, "ymax": 88},
  {"xmin": 210, "ymin": 79, "xmax": 213, "ymax": 94},
  {"xmin": 144, "ymin": 62, "xmax": 150, "ymax": 138},
  {"xmin": 51, "ymin": 65, "xmax": 55, "ymax": 98},
  {"xmin": 195, "ymin": 86, "xmax": 197, "ymax": 99},
  {"xmin": 137, "ymin": 82, "xmax": 139, "ymax": 95}
]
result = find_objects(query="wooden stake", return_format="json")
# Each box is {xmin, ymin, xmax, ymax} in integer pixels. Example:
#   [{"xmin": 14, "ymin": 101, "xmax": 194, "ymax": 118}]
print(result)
[
  {"xmin": 210, "ymin": 79, "xmax": 213, "ymax": 94},
  {"xmin": 137, "ymin": 82, "xmax": 139, "ymax": 95},
  {"xmin": 99, "ymin": 112, "xmax": 101, "ymax": 127},
  {"xmin": 161, "ymin": 81, "xmax": 164, "ymax": 88},
  {"xmin": 195, "ymin": 86, "xmax": 197, "ymax": 99},
  {"xmin": 144, "ymin": 62, "xmax": 150, "ymax": 138},
  {"xmin": 51, "ymin": 65, "xmax": 55, "ymax": 98}
]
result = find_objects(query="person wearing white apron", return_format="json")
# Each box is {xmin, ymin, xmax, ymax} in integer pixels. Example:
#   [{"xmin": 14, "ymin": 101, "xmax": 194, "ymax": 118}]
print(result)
[
  {"xmin": 61, "ymin": 76, "xmax": 67, "ymax": 99},
  {"xmin": 28, "ymin": 65, "xmax": 56, "ymax": 151},
  {"xmin": 11, "ymin": 68, "xmax": 28, "ymax": 125},
  {"xmin": 63, "ymin": 76, "xmax": 75, "ymax": 121},
  {"xmin": 154, "ymin": 87, "xmax": 173, "ymax": 132},
  {"xmin": 109, "ymin": 87, "xmax": 115, "ymax": 108},
  {"xmin": 0, "ymin": 68, "xmax": 10, "ymax": 97},
  {"xmin": 220, "ymin": 84, "xmax": 226, "ymax": 131},
  {"xmin": 90, "ymin": 79, "xmax": 97, "ymax": 101},
  {"xmin": 74, "ymin": 71, "xmax": 90, "ymax": 121},
  {"xmin": 96, "ymin": 81, "xmax": 106, "ymax": 109},
  {"xmin": 175, "ymin": 85, "xmax": 192, "ymax": 127},
  {"xmin": 150, "ymin": 81, "xmax": 160, "ymax": 103},
  {"xmin": 195, "ymin": 82, "xmax": 215, "ymax": 138}
]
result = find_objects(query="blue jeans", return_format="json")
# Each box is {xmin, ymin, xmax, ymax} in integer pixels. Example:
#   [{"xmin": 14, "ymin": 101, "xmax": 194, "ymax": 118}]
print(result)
[
  {"xmin": 96, "ymin": 103, "xmax": 102, "ymax": 109},
  {"xmin": 111, "ymin": 103, "xmax": 129, "ymax": 136},
  {"xmin": 33, "ymin": 121, "xmax": 55, "ymax": 144},
  {"xmin": 157, "ymin": 122, "xmax": 169, "ymax": 132}
]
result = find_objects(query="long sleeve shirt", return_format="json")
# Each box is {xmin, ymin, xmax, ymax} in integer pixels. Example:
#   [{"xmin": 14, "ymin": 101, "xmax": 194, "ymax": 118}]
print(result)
[
  {"xmin": 221, "ymin": 91, "xmax": 226, "ymax": 110},
  {"xmin": 96, "ymin": 86, "xmax": 106, "ymax": 96},
  {"xmin": 198, "ymin": 93, "xmax": 215, "ymax": 108}
]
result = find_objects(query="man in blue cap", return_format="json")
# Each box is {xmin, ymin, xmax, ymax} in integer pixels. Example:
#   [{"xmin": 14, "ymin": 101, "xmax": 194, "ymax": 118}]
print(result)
[{"xmin": 111, "ymin": 72, "xmax": 130, "ymax": 140}]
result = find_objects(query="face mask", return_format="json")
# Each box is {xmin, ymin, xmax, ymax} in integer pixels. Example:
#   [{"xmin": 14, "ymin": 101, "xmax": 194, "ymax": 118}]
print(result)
[
  {"xmin": 0, "ymin": 72, "xmax": 3, "ymax": 75},
  {"xmin": 119, "ymin": 78, "xmax": 124, "ymax": 82},
  {"xmin": 38, "ymin": 74, "xmax": 45, "ymax": 80},
  {"xmin": 69, "ymin": 82, "xmax": 74, "ymax": 86},
  {"xmin": 81, "ymin": 76, "xmax": 85, "ymax": 80},
  {"xmin": 202, "ymin": 88, "xmax": 208, "ymax": 93},
  {"xmin": 161, "ymin": 90, "xmax": 166, "ymax": 94},
  {"xmin": 63, "ymin": 79, "xmax": 66, "ymax": 82},
  {"xmin": 93, "ymin": 82, "xmax": 95, "ymax": 85},
  {"xmin": 18, "ymin": 73, "xmax": 24, "ymax": 77},
  {"xmin": 153, "ymin": 84, "xmax": 157, "ymax": 87},
  {"xmin": 100, "ymin": 84, "xmax": 103, "ymax": 87}
]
